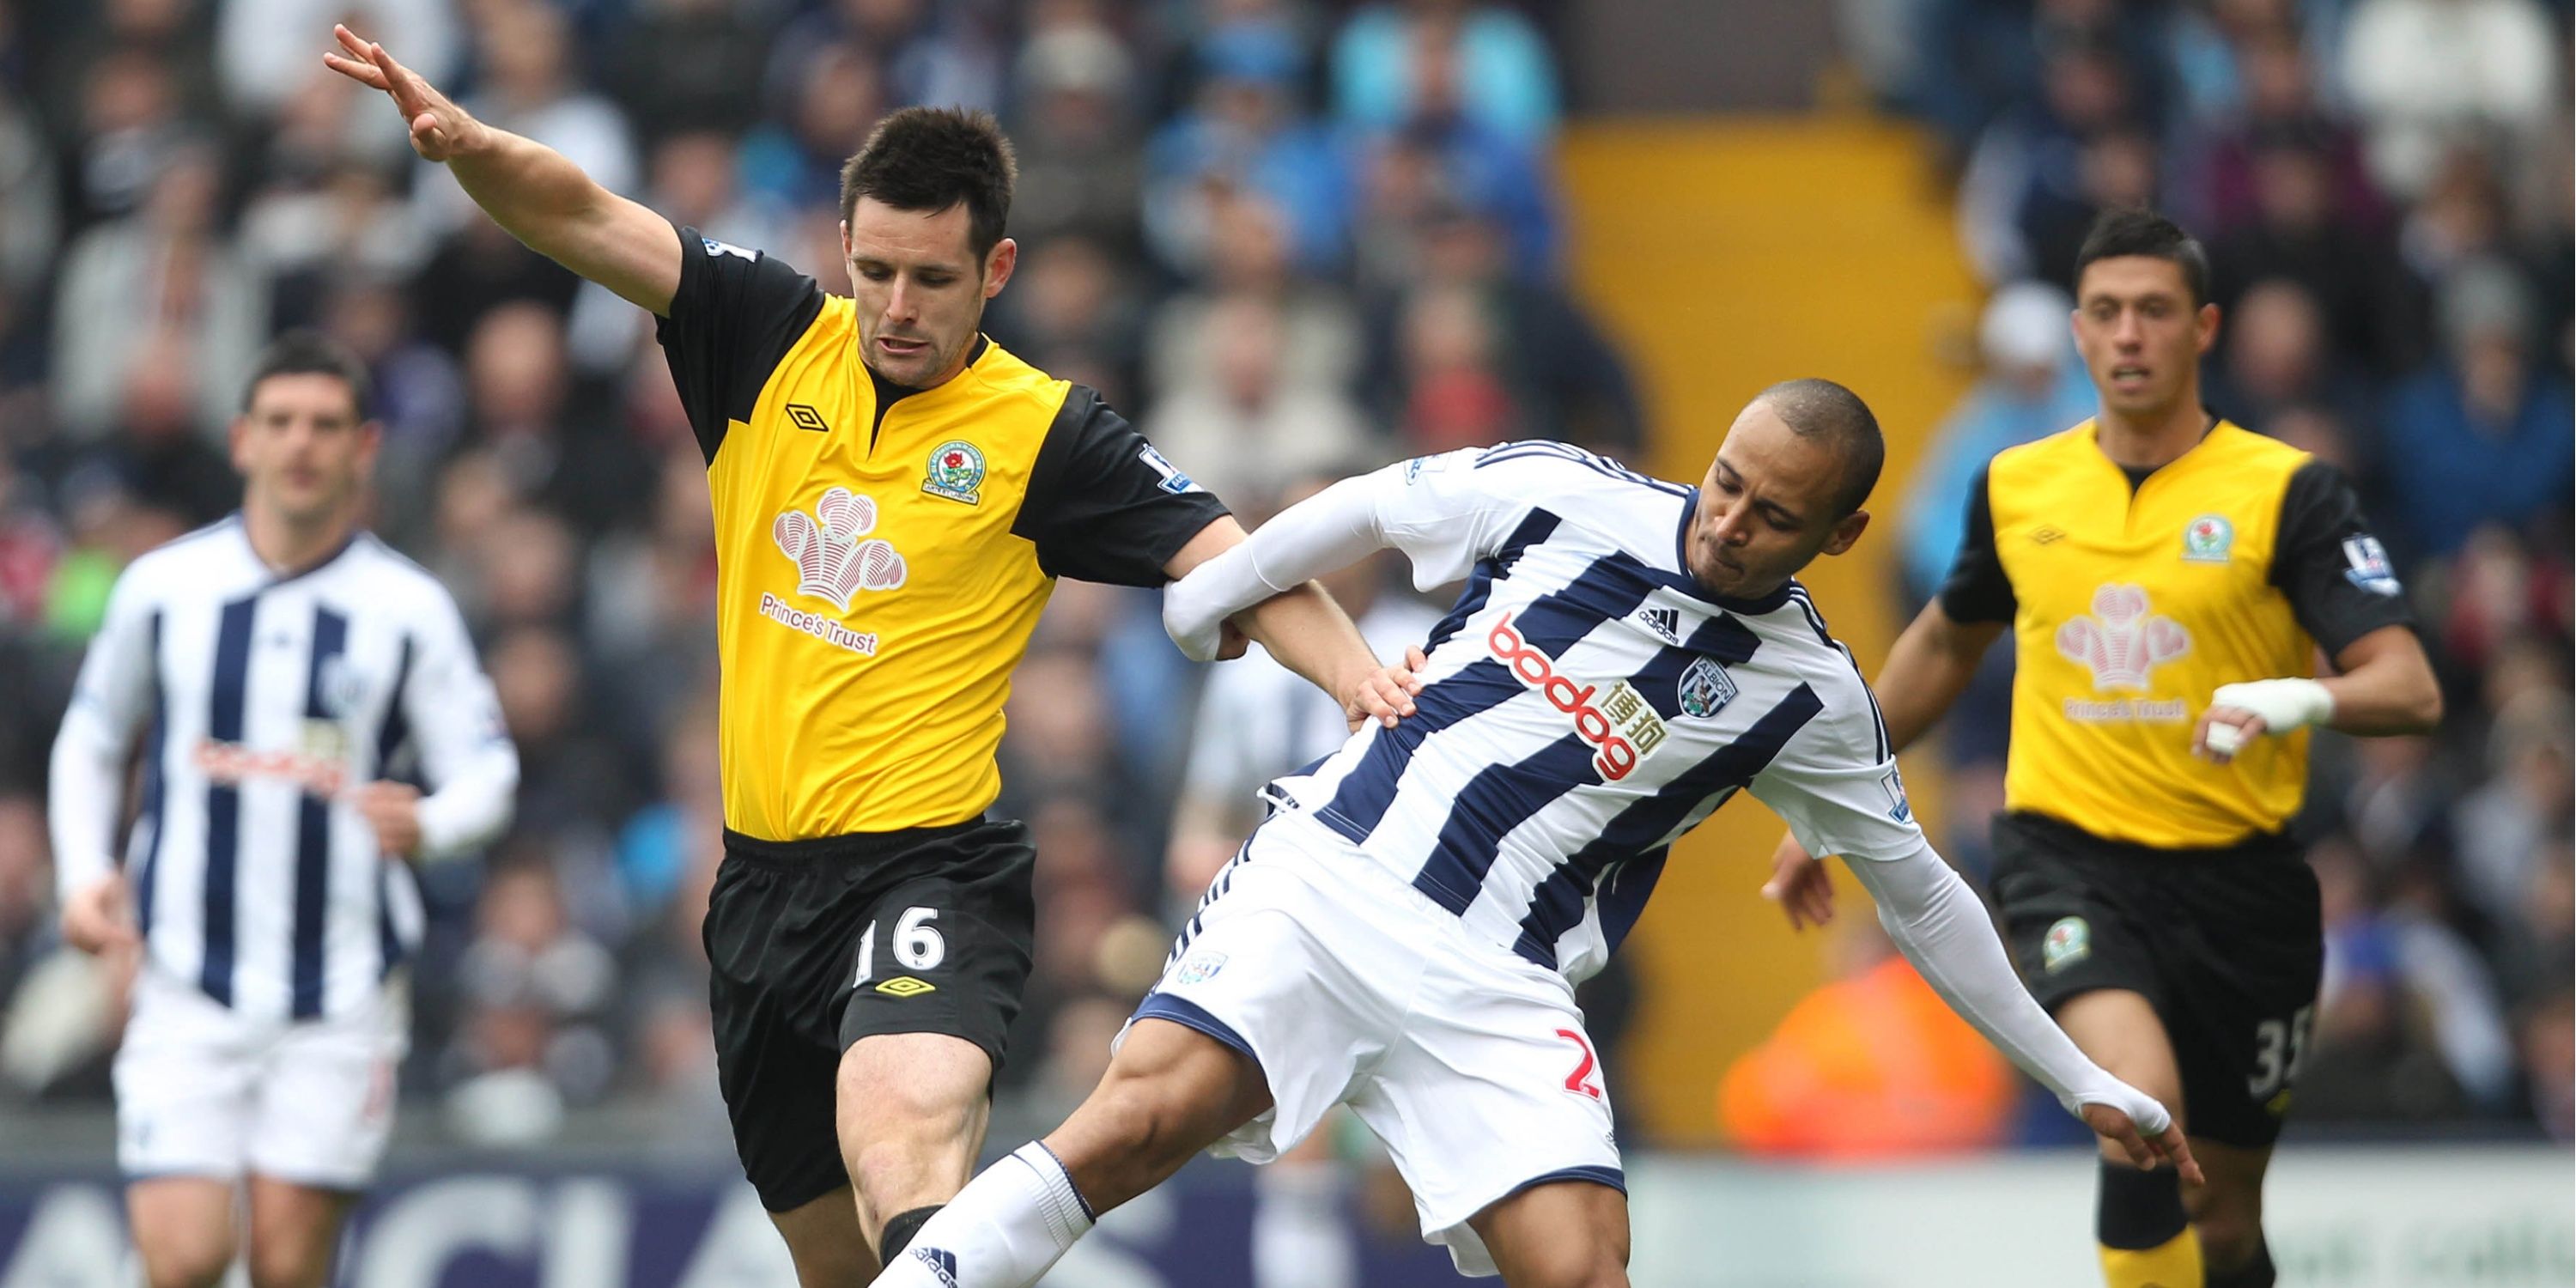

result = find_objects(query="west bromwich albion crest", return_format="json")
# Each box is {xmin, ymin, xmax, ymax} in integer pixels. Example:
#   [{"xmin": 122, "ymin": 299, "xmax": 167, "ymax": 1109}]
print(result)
[{"xmin": 1677, "ymin": 657, "xmax": 1737, "ymax": 719}]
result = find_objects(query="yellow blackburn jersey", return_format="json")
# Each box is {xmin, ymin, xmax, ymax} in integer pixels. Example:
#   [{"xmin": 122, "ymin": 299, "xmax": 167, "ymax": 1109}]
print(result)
[
  {"xmin": 1938, "ymin": 420, "xmax": 2415, "ymax": 849},
  {"xmin": 656, "ymin": 228, "xmax": 1229, "ymax": 840}
]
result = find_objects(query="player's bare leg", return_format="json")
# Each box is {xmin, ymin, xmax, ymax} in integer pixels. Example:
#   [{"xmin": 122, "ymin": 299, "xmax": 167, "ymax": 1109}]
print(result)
[
  {"xmin": 126, "ymin": 1176, "xmax": 238, "ymax": 1288},
  {"xmin": 1040, "ymin": 1018, "xmax": 1272, "ymax": 1209},
  {"xmin": 242, "ymin": 1176, "xmax": 356, "ymax": 1288},
  {"xmin": 861, "ymin": 1018, "xmax": 1270, "ymax": 1286},
  {"xmin": 2183, "ymin": 1138, "xmax": 2276, "ymax": 1283},
  {"xmin": 836, "ymin": 1033, "xmax": 994, "ymax": 1257},
  {"xmin": 1467, "ymin": 1178, "xmax": 1631, "ymax": 1288},
  {"xmin": 768, "ymin": 1184, "xmax": 876, "ymax": 1287},
  {"xmin": 2056, "ymin": 989, "xmax": 2200, "ymax": 1286}
]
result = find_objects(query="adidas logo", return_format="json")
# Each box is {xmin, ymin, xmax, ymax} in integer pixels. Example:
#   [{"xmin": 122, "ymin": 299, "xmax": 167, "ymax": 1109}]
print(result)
[
  {"xmin": 773, "ymin": 488, "xmax": 906, "ymax": 611},
  {"xmin": 1634, "ymin": 605, "xmax": 1681, "ymax": 645},
  {"xmin": 914, "ymin": 1247, "xmax": 959, "ymax": 1288}
]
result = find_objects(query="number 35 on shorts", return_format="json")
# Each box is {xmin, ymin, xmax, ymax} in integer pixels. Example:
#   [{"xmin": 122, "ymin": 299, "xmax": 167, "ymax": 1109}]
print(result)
[{"xmin": 853, "ymin": 905, "xmax": 946, "ymax": 998}]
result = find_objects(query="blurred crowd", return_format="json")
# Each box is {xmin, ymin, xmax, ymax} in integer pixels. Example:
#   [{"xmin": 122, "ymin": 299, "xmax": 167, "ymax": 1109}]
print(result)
[
  {"xmin": 0, "ymin": 0, "xmax": 1642, "ymax": 1148},
  {"xmin": 1848, "ymin": 0, "xmax": 2573, "ymax": 1142}
]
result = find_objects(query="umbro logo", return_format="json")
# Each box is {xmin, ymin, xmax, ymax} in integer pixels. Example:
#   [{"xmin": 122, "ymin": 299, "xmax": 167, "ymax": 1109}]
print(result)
[
  {"xmin": 876, "ymin": 975, "xmax": 936, "ymax": 998},
  {"xmin": 1633, "ymin": 606, "xmax": 1681, "ymax": 644},
  {"xmin": 785, "ymin": 403, "xmax": 830, "ymax": 433},
  {"xmin": 914, "ymin": 1247, "xmax": 960, "ymax": 1288},
  {"xmin": 2031, "ymin": 526, "xmax": 2065, "ymax": 545}
]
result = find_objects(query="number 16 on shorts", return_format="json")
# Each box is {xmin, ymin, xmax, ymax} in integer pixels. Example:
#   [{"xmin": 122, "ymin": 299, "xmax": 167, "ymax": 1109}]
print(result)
[{"xmin": 854, "ymin": 905, "xmax": 946, "ymax": 997}]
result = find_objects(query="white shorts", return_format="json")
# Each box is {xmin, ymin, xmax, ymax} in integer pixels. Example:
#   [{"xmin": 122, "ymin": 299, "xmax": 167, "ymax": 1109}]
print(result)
[
  {"xmin": 114, "ymin": 967, "xmax": 407, "ymax": 1189},
  {"xmin": 1126, "ymin": 812, "xmax": 1622, "ymax": 1277}
]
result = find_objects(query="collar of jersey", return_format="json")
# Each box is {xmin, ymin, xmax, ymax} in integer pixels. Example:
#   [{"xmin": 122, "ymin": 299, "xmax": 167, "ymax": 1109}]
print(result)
[
  {"xmin": 1669, "ymin": 487, "xmax": 1796, "ymax": 614},
  {"xmin": 231, "ymin": 512, "xmax": 361, "ymax": 588}
]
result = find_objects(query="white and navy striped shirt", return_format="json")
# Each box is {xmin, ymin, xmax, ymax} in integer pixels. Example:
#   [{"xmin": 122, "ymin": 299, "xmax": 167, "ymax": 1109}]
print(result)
[
  {"xmin": 1259, "ymin": 444, "xmax": 1923, "ymax": 982},
  {"xmin": 50, "ymin": 517, "xmax": 518, "ymax": 1021}
]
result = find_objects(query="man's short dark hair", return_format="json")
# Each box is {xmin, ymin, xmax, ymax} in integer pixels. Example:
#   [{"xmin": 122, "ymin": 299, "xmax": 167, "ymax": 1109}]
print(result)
[
  {"xmin": 244, "ymin": 330, "xmax": 371, "ymax": 419},
  {"xmin": 839, "ymin": 107, "xmax": 1018, "ymax": 262},
  {"xmin": 2075, "ymin": 208, "xmax": 2210, "ymax": 307},
  {"xmin": 1757, "ymin": 378, "xmax": 1883, "ymax": 519}
]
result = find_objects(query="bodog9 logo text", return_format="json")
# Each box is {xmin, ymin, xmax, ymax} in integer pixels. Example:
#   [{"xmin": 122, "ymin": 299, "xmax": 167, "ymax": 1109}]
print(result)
[{"xmin": 1487, "ymin": 611, "xmax": 1669, "ymax": 781}]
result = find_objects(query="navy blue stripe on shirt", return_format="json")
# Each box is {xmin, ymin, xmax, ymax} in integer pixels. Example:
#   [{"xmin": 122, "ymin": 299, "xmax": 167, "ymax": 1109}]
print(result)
[
  {"xmin": 1423, "ymin": 510, "xmax": 1561, "ymax": 653},
  {"xmin": 1597, "ymin": 848, "xmax": 1669, "ymax": 955},
  {"xmin": 134, "ymin": 611, "xmax": 165, "ymax": 939},
  {"xmin": 200, "ymin": 596, "xmax": 258, "ymax": 1005},
  {"xmin": 1428, "ymin": 626, "xmax": 1725, "ymax": 918},
  {"xmin": 374, "ymin": 635, "xmax": 416, "ymax": 977},
  {"xmin": 1510, "ymin": 683, "xmax": 1825, "ymax": 967},
  {"xmin": 290, "ymin": 607, "xmax": 349, "ymax": 1019},
  {"xmin": 1319, "ymin": 551, "xmax": 1663, "ymax": 847}
]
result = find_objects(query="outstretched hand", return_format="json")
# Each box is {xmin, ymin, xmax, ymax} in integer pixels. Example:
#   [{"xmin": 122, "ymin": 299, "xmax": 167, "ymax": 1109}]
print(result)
[
  {"xmin": 1759, "ymin": 832, "xmax": 1835, "ymax": 931},
  {"xmin": 323, "ymin": 24, "xmax": 483, "ymax": 162},
  {"xmin": 2080, "ymin": 1101, "xmax": 2204, "ymax": 1188}
]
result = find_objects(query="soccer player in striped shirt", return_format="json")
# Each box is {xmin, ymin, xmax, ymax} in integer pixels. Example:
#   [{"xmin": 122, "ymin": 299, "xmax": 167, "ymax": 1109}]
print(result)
[
  {"xmin": 871, "ymin": 380, "xmax": 2198, "ymax": 1288},
  {"xmin": 49, "ymin": 333, "xmax": 518, "ymax": 1288}
]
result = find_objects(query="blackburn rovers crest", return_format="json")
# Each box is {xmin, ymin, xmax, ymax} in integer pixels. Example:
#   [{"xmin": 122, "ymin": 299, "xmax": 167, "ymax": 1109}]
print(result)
[{"xmin": 922, "ymin": 440, "xmax": 986, "ymax": 505}]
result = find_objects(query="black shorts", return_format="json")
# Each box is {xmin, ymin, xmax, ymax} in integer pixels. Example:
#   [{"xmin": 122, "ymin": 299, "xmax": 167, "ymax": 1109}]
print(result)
[
  {"xmin": 1990, "ymin": 811, "xmax": 2323, "ymax": 1150},
  {"xmin": 702, "ymin": 817, "xmax": 1036, "ymax": 1212}
]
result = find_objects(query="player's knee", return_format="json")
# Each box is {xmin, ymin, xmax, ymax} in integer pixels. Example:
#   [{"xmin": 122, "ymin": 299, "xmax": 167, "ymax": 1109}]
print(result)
[
  {"xmin": 245, "ymin": 1237, "xmax": 330, "ymax": 1288},
  {"xmin": 2192, "ymin": 1201, "xmax": 2265, "ymax": 1270},
  {"xmin": 138, "ymin": 1236, "xmax": 234, "ymax": 1288},
  {"xmin": 1514, "ymin": 1244, "xmax": 1629, "ymax": 1288}
]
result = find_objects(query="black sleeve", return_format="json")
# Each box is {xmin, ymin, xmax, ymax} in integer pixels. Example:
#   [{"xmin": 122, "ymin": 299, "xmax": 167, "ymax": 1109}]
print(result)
[
  {"xmin": 1012, "ymin": 386, "xmax": 1231, "ymax": 586},
  {"xmin": 1935, "ymin": 466, "xmax": 2017, "ymax": 623},
  {"xmin": 653, "ymin": 225, "xmax": 826, "ymax": 463},
  {"xmin": 2269, "ymin": 459, "xmax": 2417, "ymax": 655}
]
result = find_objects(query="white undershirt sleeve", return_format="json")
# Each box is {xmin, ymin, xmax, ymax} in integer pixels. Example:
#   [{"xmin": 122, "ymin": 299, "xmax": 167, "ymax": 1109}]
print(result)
[
  {"xmin": 1841, "ymin": 840, "xmax": 2173, "ymax": 1133},
  {"xmin": 403, "ymin": 596, "xmax": 519, "ymax": 860},
  {"xmin": 48, "ymin": 572, "xmax": 157, "ymax": 902},
  {"xmin": 1163, "ymin": 449, "xmax": 1530, "ymax": 660}
]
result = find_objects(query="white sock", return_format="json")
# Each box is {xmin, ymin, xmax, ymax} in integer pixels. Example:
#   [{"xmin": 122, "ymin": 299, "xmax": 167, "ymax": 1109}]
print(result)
[
  {"xmin": 872, "ymin": 1141, "xmax": 1096, "ymax": 1288},
  {"xmin": 1252, "ymin": 1160, "xmax": 1356, "ymax": 1288}
]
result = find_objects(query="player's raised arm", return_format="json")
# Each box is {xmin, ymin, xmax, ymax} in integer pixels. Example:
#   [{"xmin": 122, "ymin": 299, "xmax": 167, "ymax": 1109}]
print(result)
[{"xmin": 323, "ymin": 24, "xmax": 681, "ymax": 314}]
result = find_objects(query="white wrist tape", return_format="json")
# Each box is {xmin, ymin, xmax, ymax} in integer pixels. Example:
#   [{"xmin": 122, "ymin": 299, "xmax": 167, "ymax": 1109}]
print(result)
[{"xmin": 2204, "ymin": 677, "xmax": 2335, "ymax": 755}]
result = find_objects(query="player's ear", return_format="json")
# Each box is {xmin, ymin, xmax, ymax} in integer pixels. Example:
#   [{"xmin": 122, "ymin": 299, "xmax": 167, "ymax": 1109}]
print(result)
[
  {"xmin": 839, "ymin": 220, "xmax": 854, "ymax": 262},
  {"xmin": 1820, "ymin": 508, "xmax": 1870, "ymax": 557},
  {"xmin": 228, "ymin": 415, "xmax": 253, "ymax": 474},
  {"xmin": 2195, "ymin": 301, "xmax": 2221, "ymax": 355},
  {"xmin": 983, "ymin": 236, "xmax": 1018, "ymax": 298}
]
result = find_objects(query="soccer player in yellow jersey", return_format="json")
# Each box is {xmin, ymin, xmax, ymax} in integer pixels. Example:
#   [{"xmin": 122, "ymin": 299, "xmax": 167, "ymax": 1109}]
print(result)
[
  {"xmin": 328, "ymin": 27, "xmax": 1421, "ymax": 1286},
  {"xmin": 1763, "ymin": 210, "xmax": 2441, "ymax": 1288}
]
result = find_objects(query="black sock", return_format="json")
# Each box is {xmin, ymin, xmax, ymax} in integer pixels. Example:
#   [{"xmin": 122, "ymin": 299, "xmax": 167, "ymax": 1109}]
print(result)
[
  {"xmin": 2207, "ymin": 1239, "xmax": 2276, "ymax": 1288},
  {"xmin": 878, "ymin": 1205, "xmax": 944, "ymax": 1263},
  {"xmin": 2096, "ymin": 1159, "xmax": 2190, "ymax": 1250}
]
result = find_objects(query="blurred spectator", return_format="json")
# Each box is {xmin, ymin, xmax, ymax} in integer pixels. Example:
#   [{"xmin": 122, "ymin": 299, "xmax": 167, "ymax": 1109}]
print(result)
[
  {"xmin": 2207, "ymin": 125, "xmax": 2425, "ymax": 372},
  {"xmin": 52, "ymin": 146, "xmax": 266, "ymax": 442},
  {"xmin": 1145, "ymin": 23, "xmax": 1349, "ymax": 276},
  {"xmin": 2189, "ymin": 33, "xmax": 2385, "ymax": 238},
  {"xmin": 1956, "ymin": 43, "xmax": 2142, "ymax": 285},
  {"xmin": 1719, "ymin": 917, "xmax": 2017, "ymax": 1157},
  {"xmin": 2452, "ymin": 696, "xmax": 2573, "ymax": 938},
  {"xmin": 86, "ymin": 330, "xmax": 240, "ymax": 527},
  {"xmin": 740, "ymin": 43, "xmax": 886, "ymax": 213},
  {"xmin": 458, "ymin": 301, "xmax": 657, "ymax": 535},
  {"xmin": 987, "ymin": 234, "xmax": 1148, "ymax": 410},
  {"xmin": 2378, "ymin": 258, "xmax": 2574, "ymax": 557},
  {"xmin": 442, "ymin": 857, "xmax": 619, "ymax": 1141},
  {"xmin": 2203, "ymin": 276, "xmax": 2373, "ymax": 439},
  {"xmin": 641, "ymin": 130, "xmax": 798, "ymax": 280},
  {"xmin": 434, "ymin": 2, "xmax": 638, "ymax": 231},
  {"xmin": 605, "ymin": 0, "xmax": 772, "ymax": 147},
  {"xmin": 2340, "ymin": 0, "xmax": 2559, "ymax": 200},
  {"xmin": 1146, "ymin": 190, "xmax": 1361, "ymax": 404},
  {"xmin": 769, "ymin": 0, "xmax": 1003, "ymax": 118},
  {"xmin": 1140, "ymin": 294, "xmax": 1373, "ymax": 513},
  {"xmin": 1352, "ymin": 21, "xmax": 1560, "ymax": 272},
  {"xmin": 1390, "ymin": 281, "xmax": 1517, "ymax": 453},
  {"xmin": 1899, "ymin": 282, "xmax": 2092, "ymax": 605},
  {"xmin": 1360, "ymin": 204, "xmax": 1640, "ymax": 453},
  {"xmin": 1006, "ymin": 18, "xmax": 1146, "ymax": 253},
  {"xmin": 217, "ymin": 0, "xmax": 459, "ymax": 124},
  {"xmin": 0, "ymin": 88, "xmax": 58, "ymax": 301},
  {"xmin": 1331, "ymin": 0, "xmax": 1560, "ymax": 147}
]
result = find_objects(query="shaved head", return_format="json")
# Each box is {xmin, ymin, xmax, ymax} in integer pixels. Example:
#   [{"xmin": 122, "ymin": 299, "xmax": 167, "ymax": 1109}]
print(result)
[{"xmin": 1754, "ymin": 378, "xmax": 1883, "ymax": 518}]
